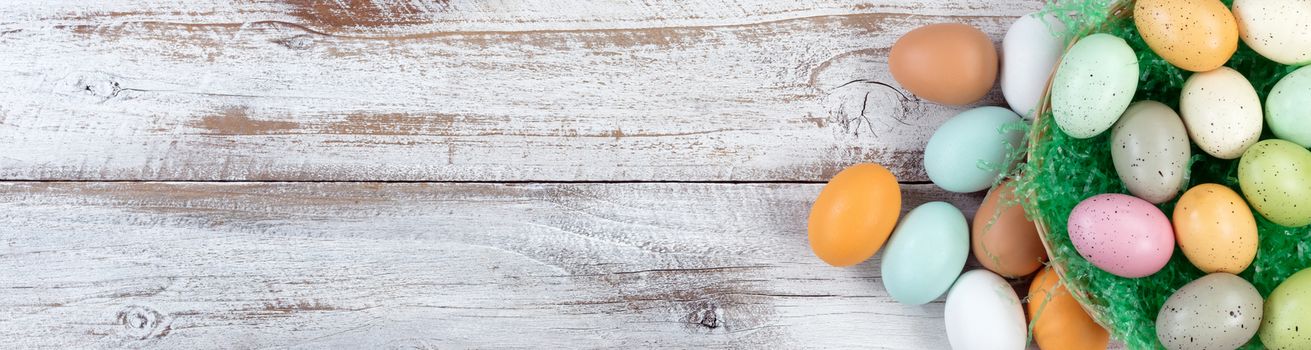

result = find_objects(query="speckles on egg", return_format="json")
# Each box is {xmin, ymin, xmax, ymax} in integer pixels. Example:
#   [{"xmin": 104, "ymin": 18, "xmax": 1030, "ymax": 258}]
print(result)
[
  {"xmin": 1133, "ymin": 0, "xmax": 1239, "ymax": 71},
  {"xmin": 1233, "ymin": 0, "xmax": 1311, "ymax": 65},
  {"xmin": 1180, "ymin": 67, "xmax": 1263, "ymax": 160},
  {"xmin": 1238, "ymin": 139, "xmax": 1311, "ymax": 227},
  {"xmin": 1111, "ymin": 101, "xmax": 1190, "ymax": 204},
  {"xmin": 1067, "ymin": 193, "xmax": 1174, "ymax": 278},
  {"xmin": 1051, "ymin": 34, "xmax": 1139, "ymax": 139},
  {"xmin": 1156, "ymin": 273, "xmax": 1263, "ymax": 350},
  {"xmin": 1173, "ymin": 184, "xmax": 1258, "ymax": 274},
  {"xmin": 1261, "ymin": 268, "xmax": 1311, "ymax": 349}
]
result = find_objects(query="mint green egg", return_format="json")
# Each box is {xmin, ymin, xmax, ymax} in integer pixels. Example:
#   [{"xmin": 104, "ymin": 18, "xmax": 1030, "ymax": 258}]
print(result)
[
  {"xmin": 1261, "ymin": 268, "xmax": 1311, "ymax": 349},
  {"xmin": 1267, "ymin": 65, "xmax": 1311, "ymax": 148},
  {"xmin": 880, "ymin": 202, "xmax": 969, "ymax": 305},
  {"xmin": 1238, "ymin": 139, "xmax": 1311, "ymax": 227},
  {"xmin": 923, "ymin": 106, "xmax": 1024, "ymax": 193},
  {"xmin": 1051, "ymin": 33, "xmax": 1139, "ymax": 139}
]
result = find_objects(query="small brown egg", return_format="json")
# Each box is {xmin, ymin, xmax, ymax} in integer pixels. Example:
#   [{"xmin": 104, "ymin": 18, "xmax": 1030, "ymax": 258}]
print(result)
[
  {"xmin": 1133, "ymin": 0, "xmax": 1239, "ymax": 72},
  {"xmin": 889, "ymin": 23, "xmax": 998, "ymax": 106},
  {"xmin": 972, "ymin": 180, "xmax": 1047, "ymax": 278}
]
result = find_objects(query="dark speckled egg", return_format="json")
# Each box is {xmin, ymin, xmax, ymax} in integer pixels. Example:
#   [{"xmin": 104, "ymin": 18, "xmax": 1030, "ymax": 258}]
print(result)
[{"xmin": 1156, "ymin": 273, "xmax": 1263, "ymax": 350}]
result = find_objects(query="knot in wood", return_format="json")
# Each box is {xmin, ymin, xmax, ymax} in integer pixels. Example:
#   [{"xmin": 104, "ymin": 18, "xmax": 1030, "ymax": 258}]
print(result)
[
  {"xmin": 116, "ymin": 305, "xmax": 169, "ymax": 340},
  {"xmin": 686, "ymin": 302, "xmax": 723, "ymax": 329}
]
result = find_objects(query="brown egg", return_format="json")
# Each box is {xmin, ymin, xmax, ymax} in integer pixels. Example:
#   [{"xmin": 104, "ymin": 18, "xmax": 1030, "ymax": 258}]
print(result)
[
  {"xmin": 1133, "ymin": 0, "xmax": 1239, "ymax": 72},
  {"xmin": 972, "ymin": 180, "xmax": 1047, "ymax": 277},
  {"xmin": 889, "ymin": 23, "xmax": 999, "ymax": 105}
]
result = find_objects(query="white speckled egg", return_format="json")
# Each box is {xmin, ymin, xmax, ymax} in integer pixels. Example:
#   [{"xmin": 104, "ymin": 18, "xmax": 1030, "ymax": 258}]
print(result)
[
  {"xmin": 1051, "ymin": 34, "xmax": 1140, "ymax": 139},
  {"xmin": 944, "ymin": 270, "xmax": 1027, "ymax": 350},
  {"xmin": 1233, "ymin": 0, "xmax": 1311, "ymax": 65},
  {"xmin": 1180, "ymin": 67, "xmax": 1263, "ymax": 159},
  {"xmin": 1111, "ymin": 101, "xmax": 1191, "ymax": 204},
  {"xmin": 1156, "ymin": 273, "xmax": 1263, "ymax": 350},
  {"xmin": 1001, "ymin": 12, "xmax": 1068, "ymax": 119}
]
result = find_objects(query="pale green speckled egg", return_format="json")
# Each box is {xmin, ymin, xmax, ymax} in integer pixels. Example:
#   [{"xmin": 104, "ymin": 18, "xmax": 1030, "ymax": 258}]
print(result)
[
  {"xmin": 1238, "ymin": 139, "xmax": 1311, "ymax": 227},
  {"xmin": 1267, "ymin": 65, "xmax": 1311, "ymax": 148},
  {"xmin": 1051, "ymin": 33, "xmax": 1139, "ymax": 139}
]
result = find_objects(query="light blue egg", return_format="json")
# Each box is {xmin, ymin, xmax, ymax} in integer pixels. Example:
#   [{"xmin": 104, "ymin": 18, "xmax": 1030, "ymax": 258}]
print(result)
[
  {"xmin": 880, "ymin": 201, "xmax": 969, "ymax": 305},
  {"xmin": 1267, "ymin": 65, "xmax": 1311, "ymax": 148},
  {"xmin": 924, "ymin": 106, "xmax": 1024, "ymax": 193},
  {"xmin": 1051, "ymin": 33, "xmax": 1139, "ymax": 139}
]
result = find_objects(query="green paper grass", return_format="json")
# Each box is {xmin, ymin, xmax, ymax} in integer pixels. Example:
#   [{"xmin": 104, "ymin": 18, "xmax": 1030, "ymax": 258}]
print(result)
[{"xmin": 1015, "ymin": 0, "xmax": 1309, "ymax": 348}]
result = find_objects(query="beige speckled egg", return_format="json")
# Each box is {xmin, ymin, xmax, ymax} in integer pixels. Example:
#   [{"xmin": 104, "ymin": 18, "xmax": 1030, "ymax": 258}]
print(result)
[
  {"xmin": 1180, "ymin": 67, "xmax": 1263, "ymax": 159},
  {"xmin": 1157, "ymin": 273, "xmax": 1263, "ymax": 350},
  {"xmin": 1134, "ymin": 0, "xmax": 1239, "ymax": 72},
  {"xmin": 1233, "ymin": 0, "xmax": 1311, "ymax": 65},
  {"xmin": 1111, "ymin": 101, "xmax": 1190, "ymax": 204}
]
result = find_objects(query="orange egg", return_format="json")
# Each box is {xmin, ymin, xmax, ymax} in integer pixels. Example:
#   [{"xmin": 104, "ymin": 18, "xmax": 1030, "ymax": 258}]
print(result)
[
  {"xmin": 1172, "ymin": 184, "xmax": 1259, "ymax": 274},
  {"xmin": 1028, "ymin": 266, "xmax": 1110, "ymax": 350},
  {"xmin": 973, "ymin": 180, "xmax": 1047, "ymax": 278},
  {"xmin": 807, "ymin": 163, "xmax": 901, "ymax": 267},
  {"xmin": 889, "ymin": 23, "xmax": 999, "ymax": 105},
  {"xmin": 1133, "ymin": 0, "xmax": 1239, "ymax": 72}
]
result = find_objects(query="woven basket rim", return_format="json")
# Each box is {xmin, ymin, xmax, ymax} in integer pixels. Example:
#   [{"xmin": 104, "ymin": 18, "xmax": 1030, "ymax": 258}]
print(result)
[{"xmin": 1023, "ymin": 0, "xmax": 1135, "ymax": 333}]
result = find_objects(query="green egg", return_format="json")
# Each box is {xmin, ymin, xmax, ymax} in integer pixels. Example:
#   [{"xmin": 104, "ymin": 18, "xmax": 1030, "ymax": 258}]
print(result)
[
  {"xmin": 1051, "ymin": 33, "xmax": 1140, "ymax": 139},
  {"xmin": 1267, "ymin": 65, "xmax": 1311, "ymax": 148},
  {"xmin": 1238, "ymin": 139, "xmax": 1311, "ymax": 227},
  {"xmin": 1261, "ymin": 268, "xmax": 1311, "ymax": 349}
]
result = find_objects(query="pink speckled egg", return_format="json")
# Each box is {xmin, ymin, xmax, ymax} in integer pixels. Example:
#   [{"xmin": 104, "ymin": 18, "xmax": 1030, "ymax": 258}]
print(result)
[{"xmin": 1068, "ymin": 194, "xmax": 1175, "ymax": 278}]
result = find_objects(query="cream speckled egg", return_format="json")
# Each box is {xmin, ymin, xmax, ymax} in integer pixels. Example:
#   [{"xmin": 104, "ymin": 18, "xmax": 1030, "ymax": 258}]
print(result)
[
  {"xmin": 1233, "ymin": 0, "xmax": 1311, "ymax": 65},
  {"xmin": 1180, "ymin": 67, "xmax": 1263, "ymax": 159},
  {"xmin": 1051, "ymin": 34, "xmax": 1139, "ymax": 139},
  {"xmin": 1111, "ymin": 101, "xmax": 1190, "ymax": 204},
  {"xmin": 1156, "ymin": 273, "xmax": 1263, "ymax": 350}
]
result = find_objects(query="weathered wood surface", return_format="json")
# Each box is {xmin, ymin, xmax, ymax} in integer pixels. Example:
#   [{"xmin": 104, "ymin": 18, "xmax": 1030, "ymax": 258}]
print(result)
[
  {"xmin": 1, "ymin": 182, "xmax": 989, "ymax": 349},
  {"xmin": 0, "ymin": 0, "xmax": 1038, "ymax": 181}
]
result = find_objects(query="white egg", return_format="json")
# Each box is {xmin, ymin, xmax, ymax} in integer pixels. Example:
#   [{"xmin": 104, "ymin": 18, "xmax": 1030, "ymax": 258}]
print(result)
[
  {"xmin": 1233, "ymin": 0, "xmax": 1311, "ymax": 65},
  {"xmin": 1001, "ymin": 12, "xmax": 1068, "ymax": 119},
  {"xmin": 1180, "ymin": 67, "xmax": 1263, "ymax": 160},
  {"xmin": 944, "ymin": 270, "xmax": 1027, "ymax": 350}
]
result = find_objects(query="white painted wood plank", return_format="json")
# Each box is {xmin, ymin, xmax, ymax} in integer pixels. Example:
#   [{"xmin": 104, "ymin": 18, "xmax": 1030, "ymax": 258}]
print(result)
[
  {"xmin": 0, "ymin": 182, "xmax": 990, "ymax": 349},
  {"xmin": 0, "ymin": 0, "xmax": 1041, "ymax": 181}
]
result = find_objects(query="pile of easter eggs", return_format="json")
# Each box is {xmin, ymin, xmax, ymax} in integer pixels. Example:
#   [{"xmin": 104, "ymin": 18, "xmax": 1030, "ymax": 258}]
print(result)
[{"xmin": 807, "ymin": 0, "xmax": 1311, "ymax": 349}]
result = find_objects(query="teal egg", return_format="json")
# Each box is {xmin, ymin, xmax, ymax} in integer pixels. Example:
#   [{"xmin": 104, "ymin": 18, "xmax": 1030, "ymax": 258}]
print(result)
[
  {"xmin": 1238, "ymin": 139, "xmax": 1311, "ymax": 227},
  {"xmin": 1267, "ymin": 65, "xmax": 1311, "ymax": 148},
  {"xmin": 924, "ymin": 106, "xmax": 1024, "ymax": 193},
  {"xmin": 1051, "ymin": 33, "xmax": 1140, "ymax": 139},
  {"xmin": 881, "ymin": 202, "xmax": 969, "ymax": 305}
]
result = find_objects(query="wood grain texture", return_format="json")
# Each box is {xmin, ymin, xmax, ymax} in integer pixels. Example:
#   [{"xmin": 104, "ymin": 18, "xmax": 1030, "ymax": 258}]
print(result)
[
  {"xmin": 0, "ymin": 0, "xmax": 1040, "ymax": 181},
  {"xmin": 1, "ymin": 182, "xmax": 992, "ymax": 349}
]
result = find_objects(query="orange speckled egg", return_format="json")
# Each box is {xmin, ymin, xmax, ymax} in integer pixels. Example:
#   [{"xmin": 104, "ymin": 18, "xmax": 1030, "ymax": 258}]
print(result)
[
  {"xmin": 972, "ymin": 180, "xmax": 1047, "ymax": 278},
  {"xmin": 1133, "ymin": 0, "xmax": 1239, "ymax": 72},
  {"xmin": 1172, "ymin": 184, "xmax": 1258, "ymax": 274},
  {"xmin": 1028, "ymin": 266, "xmax": 1110, "ymax": 350},
  {"xmin": 807, "ymin": 163, "xmax": 902, "ymax": 267},
  {"xmin": 889, "ymin": 23, "xmax": 999, "ymax": 105}
]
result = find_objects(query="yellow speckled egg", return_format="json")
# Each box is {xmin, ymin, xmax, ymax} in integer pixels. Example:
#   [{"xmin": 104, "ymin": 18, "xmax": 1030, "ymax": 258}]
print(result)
[
  {"xmin": 1133, "ymin": 0, "xmax": 1239, "ymax": 72},
  {"xmin": 1172, "ymin": 184, "xmax": 1258, "ymax": 274}
]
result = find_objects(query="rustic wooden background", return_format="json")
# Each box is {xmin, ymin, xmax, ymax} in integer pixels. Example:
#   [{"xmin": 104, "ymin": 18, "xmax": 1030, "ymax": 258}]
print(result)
[{"xmin": 0, "ymin": 0, "xmax": 1061, "ymax": 348}]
